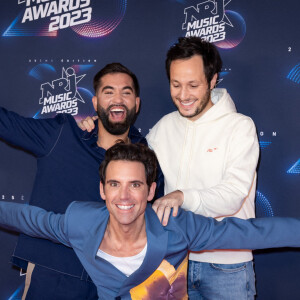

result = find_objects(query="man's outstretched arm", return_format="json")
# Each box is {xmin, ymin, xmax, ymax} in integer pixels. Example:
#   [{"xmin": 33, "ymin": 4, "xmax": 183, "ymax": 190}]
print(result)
[
  {"xmin": 0, "ymin": 107, "xmax": 64, "ymax": 157},
  {"xmin": 0, "ymin": 201, "xmax": 71, "ymax": 247},
  {"xmin": 171, "ymin": 209, "xmax": 300, "ymax": 252}
]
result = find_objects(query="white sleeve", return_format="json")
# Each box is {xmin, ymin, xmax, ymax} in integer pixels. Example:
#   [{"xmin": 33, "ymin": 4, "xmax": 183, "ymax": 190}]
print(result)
[{"xmin": 181, "ymin": 118, "xmax": 259, "ymax": 218}]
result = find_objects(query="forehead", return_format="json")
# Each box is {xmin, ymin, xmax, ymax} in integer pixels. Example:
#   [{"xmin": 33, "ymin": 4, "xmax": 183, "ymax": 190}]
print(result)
[
  {"xmin": 105, "ymin": 160, "xmax": 146, "ymax": 181},
  {"xmin": 170, "ymin": 55, "xmax": 205, "ymax": 80},
  {"xmin": 99, "ymin": 73, "xmax": 134, "ymax": 89}
]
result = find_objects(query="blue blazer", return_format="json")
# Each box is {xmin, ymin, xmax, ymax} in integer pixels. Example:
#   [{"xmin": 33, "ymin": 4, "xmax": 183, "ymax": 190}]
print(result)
[{"xmin": 1, "ymin": 201, "xmax": 300, "ymax": 299}]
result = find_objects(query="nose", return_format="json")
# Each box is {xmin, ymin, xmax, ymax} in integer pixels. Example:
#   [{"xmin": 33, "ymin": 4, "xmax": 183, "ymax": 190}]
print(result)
[
  {"xmin": 178, "ymin": 86, "xmax": 189, "ymax": 101},
  {"xmin": 112, "ymin": 91, "xmax": 124, "ymax": 105},
  {"xmin": 119, "ymin": 185, "xmax": 130, "ymax": 200}
]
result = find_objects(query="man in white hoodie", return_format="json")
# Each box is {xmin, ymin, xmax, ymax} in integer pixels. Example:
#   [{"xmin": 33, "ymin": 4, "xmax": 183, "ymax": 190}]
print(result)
[{"xmin": 148, "ymin": 37, "xmax": 259, "ymax": 299}]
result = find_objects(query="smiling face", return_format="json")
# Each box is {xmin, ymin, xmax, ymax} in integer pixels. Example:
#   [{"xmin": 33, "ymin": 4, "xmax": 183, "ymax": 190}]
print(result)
[
  {"xmin": 100, "ymin": 160, "xmax": 156, "ymax": 228},
  {"xmin": 170, "ymin": 55, "xmax": 217, "ymax": 121},
  {"xmin": 92, "ymin": 73, "xmax": 140, "ymax": 135}
]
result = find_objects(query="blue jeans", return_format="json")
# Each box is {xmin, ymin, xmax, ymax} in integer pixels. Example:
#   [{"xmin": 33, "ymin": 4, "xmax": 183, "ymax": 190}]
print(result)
[{"xmin": 188, "ymin": 261, "xmax": 256, "ymax": 300}]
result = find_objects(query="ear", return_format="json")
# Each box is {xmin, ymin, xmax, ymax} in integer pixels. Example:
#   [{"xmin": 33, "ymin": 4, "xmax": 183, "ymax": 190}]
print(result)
[
  {"xmin": 92, "ymin": 96, "xmax": 98, "ymax": 112},
  {"xmin": 210, "ymin": 73, "xmax": 218, "ymax": 90},
  {"xmin": 100, "ymin": 182, "xmax": 106, "ymax": 201},
  {"xmin": 147, "ymin": 182, "xmax": 157, "ymax": 202},
  {"xmin": 135, "ymin": 97, "xmax": 140, "ymax": 113}
]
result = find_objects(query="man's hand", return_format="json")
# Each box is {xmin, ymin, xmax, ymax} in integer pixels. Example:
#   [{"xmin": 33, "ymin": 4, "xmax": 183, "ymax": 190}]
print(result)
[
  {"xmin": 77, "ymin": 116, "xmax": 98, "ymax": 132},
  {"xmin": 152, "ymin": 190, "xmax": 184, "ymax": 226}
]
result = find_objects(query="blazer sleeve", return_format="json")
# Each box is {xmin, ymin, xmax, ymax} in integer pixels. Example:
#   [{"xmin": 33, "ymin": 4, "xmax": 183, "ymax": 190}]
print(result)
[
  {"xmin": 172, "ymin": 209, "xmax": 300, "ymax": 251},
  {"xmin": 0, "ymin": 201, "xmax": 71, "ymax": 247},
  {"xmin": 0, "ymin": 107, "xmax": 65, "ymax": 157}
]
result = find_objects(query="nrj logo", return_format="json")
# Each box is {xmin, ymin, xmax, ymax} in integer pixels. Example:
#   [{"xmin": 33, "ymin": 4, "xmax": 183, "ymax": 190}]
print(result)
[
  {"xmin": 182, "ymin": 0, "xmax": 231, "ymax": 42},
  {"xmin": 19, "ymin": 0, "xmax": 92, "ymax": 32},
  {"xmin": 39, "ymin": 67, "xmax": 85, "ymax": 116},
  {"xmin": 182, "ymin": 0, "xmax": 246, "ymax": 48},
  {"xmin": 3, "ymin": 0, "xmax": 127, "ymax": 38}
]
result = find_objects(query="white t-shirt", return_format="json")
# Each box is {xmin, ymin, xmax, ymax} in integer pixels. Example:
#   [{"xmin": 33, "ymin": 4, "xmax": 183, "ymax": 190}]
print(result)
[{"xmin": 97, "ymin": 244, "xmax": 147, "ymax": 277}]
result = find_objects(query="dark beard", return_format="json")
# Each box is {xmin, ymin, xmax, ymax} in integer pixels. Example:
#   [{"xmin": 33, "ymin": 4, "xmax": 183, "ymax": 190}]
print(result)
[
  {"xmin": 178, "ymin": 88, "xmax": 211, "ymax": 119},
  {"xmin": 97, "ymin": 104, "xmax": 137, "ymax": 135}
]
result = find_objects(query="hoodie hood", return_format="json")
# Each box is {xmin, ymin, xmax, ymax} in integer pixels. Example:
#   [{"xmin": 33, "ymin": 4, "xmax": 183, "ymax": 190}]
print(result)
[{"xmin": 177, "ymin": 88, "xmax": 237, "ymax": 124}]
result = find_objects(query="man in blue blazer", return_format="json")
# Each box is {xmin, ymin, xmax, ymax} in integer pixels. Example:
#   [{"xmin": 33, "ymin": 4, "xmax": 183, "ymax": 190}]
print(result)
[
  {"xmin": 1, "ymin": 142, "xmax": 300, "ymax": 300},
  {"xmin": 0, "ymin": 62, "xmax": 164, "ymax": 299}
]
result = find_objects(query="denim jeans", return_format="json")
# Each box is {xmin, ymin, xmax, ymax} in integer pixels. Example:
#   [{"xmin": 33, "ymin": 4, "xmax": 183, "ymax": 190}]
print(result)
[{"xmin": 188, "ymin": 260, "xmax": 256, "ymax": 300}]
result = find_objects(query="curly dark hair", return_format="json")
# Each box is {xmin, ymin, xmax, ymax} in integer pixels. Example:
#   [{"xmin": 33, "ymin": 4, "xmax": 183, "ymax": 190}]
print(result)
[{"xmin": 99, "ymin": 143, "xmax": 157, "ymax": 188}]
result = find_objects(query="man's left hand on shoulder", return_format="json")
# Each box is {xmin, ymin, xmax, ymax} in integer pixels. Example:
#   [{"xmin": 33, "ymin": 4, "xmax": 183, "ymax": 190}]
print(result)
[{"xmin": 152, "ymin": 190, "xmax": 184, "ymax": 226}]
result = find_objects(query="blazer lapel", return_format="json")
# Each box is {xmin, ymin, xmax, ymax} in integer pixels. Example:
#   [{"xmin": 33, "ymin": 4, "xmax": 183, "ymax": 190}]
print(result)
[
  {"xmin": 82, "ymin": 208, "xmax": 128, "ymax": 294},
  {"xmin": 117, "ymin": 205, "xmax": 168, "ymax": 296},
  {"xmin": 81, "ymin": 205, "xmax": 169, "ymax": 298}
]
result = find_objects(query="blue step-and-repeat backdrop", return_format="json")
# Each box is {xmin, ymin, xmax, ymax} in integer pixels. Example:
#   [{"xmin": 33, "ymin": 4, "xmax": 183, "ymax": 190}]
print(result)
[{"xmin": 0, "ymin": 1, "xmax": 299, "ymax": 299}]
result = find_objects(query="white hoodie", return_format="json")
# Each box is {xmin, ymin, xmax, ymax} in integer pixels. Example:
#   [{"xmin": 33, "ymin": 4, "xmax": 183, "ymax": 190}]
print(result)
[{"xmin": 147, "ymin": 88, "xmax": 259, "ymax": 264}]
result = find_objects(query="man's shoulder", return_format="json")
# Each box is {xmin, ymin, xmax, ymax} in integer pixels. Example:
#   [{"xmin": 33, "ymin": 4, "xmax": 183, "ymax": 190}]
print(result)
[
  {"xmin": 63, "ymin": 201, "xmax": 107, "ymax": 243},
  {"xmin": 226, "ymin": 112, "xmax": 256, "ymax": 130},
  {"xmin": 67, "ymin": 201, "xmax": 105, "ymax": 213},
  {"xmin": 164, "ymin": 208, "xmax": 211, "ymax": 242},
  {"xmin": 154, "ymin": 111, "xmax": 179, "ymax": 127},
  {"xmin": 54, "ymin": 113, "xmax": 92, "ymax": 141},
  {"xmin": 66, "ymin": 201, "xmax": 107, "ymax": 225},
  {"xmin": 147, "ymin": 111, "xmax": 179, "ymax": 141},
  {"xmin": 212, "ymin": 88, "xmax": 255, "ymax": 125},
  {"xmin": 39, "ymin": 113, "xmax": 78, "ymax": 134},
  {"xmin": 129, "ymin": 126, "xmax": 147, "ymax": 145},
  {"xmin": 58, "ymin": 113, "xmax": 81, "ymax": 129},
  {"xmin": 37, "ymin": 113, "xmax": 70, "ymax": 126}
]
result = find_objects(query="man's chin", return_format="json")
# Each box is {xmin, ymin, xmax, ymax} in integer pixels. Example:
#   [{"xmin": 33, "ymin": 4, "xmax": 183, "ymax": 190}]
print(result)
[
  {"xmin": 98, "ymin": 108, "xmax": 136, "ymax": 135},
  {"xmin": 106, "ymin": 124, "xmax": 129, "ymax": 135},
  {"xmin": 178, "ymin": 110, "xmax": 198, "ymax": 119}
]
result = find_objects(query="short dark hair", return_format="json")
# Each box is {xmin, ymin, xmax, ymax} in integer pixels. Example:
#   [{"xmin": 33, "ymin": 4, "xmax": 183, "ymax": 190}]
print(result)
[
  {"xmin": 100, "ymin": 143, "xmax": 157, "ymax": 188},
  {"xmin": 165, "ymin": 37, "xmax": 222, "ymax": 84},
  {"xmin": 93, "ymin": 63, "xmax": 140, "ymax": 96}
]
